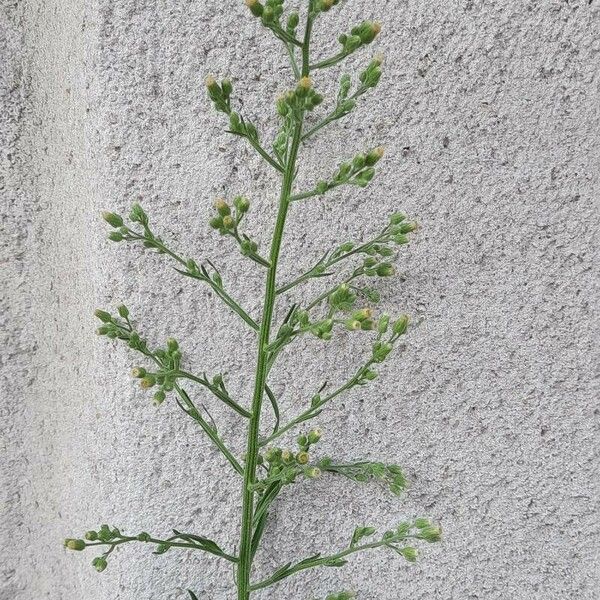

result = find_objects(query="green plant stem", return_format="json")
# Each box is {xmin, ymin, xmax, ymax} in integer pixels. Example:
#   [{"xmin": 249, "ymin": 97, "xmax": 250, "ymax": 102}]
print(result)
[
  {"xmin": 236, "ymin": 10, "xmax": 314, "ymax": 600},
  {"xmin": 127, "ymin": 231, "xmax": 259, "ymax": 331},
  {"xmin": 250, "ymin": 539, "xmax": 398, "ymax": 591},
  {"xmin": 230, "ymin": 131, "xmax": 284, "ymax": 173},
  {"xmin": 84, "ymin": 534, "xmax": 238, "ymax": 563},
  {"xmin": 260, "ymin": 361, "xmax": 371, "ymax": 447},
  {"xmin": 177, "ymin": 370, "xmax": 251, "ymax": 418},
  {"xmin": 174, "ymin": 386, "xmax": 244, "ymax": 476}
]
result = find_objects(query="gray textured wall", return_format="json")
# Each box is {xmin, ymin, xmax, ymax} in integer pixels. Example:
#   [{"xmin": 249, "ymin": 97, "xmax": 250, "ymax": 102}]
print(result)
[{"xmin": 2, "ymin": 0, "xmax": 599, "ymax": 599}]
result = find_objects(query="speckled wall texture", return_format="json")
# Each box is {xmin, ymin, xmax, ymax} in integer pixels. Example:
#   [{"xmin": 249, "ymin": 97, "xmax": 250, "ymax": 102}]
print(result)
[{"xmin": 2, "ymin": 0, "xmax": 599, "ymax": 599}]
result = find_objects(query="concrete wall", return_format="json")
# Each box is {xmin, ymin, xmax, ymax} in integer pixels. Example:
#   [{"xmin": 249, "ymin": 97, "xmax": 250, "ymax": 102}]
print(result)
[{"xmin": 2, "ymin": 0, "xmax": 599, "ymax": 598}]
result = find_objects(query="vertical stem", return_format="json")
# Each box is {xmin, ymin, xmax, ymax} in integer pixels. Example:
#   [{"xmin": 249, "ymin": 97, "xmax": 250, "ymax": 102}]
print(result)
[{"xmin": 236, "ymin": 7, "xmax": 314, "ymax": 599}]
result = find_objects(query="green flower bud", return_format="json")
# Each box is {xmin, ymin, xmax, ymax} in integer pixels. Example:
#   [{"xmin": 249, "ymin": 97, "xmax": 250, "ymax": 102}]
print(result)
[
  {"xmin": 137, "ymin": 531, "xmax": 151, "ymax": 542},
  {"xmin": 372, "ymin": 341, "xmax": 393, "ymax": 363},
  {"xmin": 296, "ymin": 451, "xmax": 309, "ymax": 465},
  {"xmin": 401, "ymin": 546, "xmax": 418, "ymax": 562},
  {"xmin": 352, "ymin": 154, "xmax": 366, "ymax": 170},
  {"xmin": 365, "ymin": 146, "xmax": 385, "ymax": 166},
  {"xmin": 96, "ymin": 325, "xmax": 109, "ymax": 335},
  {"xmin": 92, "ymin": 556, "xmax": 108, "ymax": 572},
  {"xmin": 66, "ymin": 539, "xmax": 86, "ymax": 551},
  {"xmin": 296, "ymin": 76, "xmax": 313, "ymax": 97},
  {"xmin": 363, "ymin": 369, "xmax": 377, "ymax": 381},
  {"xmin": 307, "ymin": 429, "xmax": 322, "ymax": 444},
  {"xmin": 399, "ymin": 222, "xmax": 418, "ymax": 233},
  {"xmin": 245, "ymin": 0, "xmax": 264, "ymax": 17},
  {"xmin": 392, "ymin": 315, "xmax": 409, "ymax": 335},
  {"xmin": 214, "ymin": 198, "xmax": 230, "ymax": 216},
  {"xmin": 102, "ymin": 211, "xmax": 123, "ymax": 228},
  {"xmin": 261, "ymin": 5, "xmax": 274, "ymax": 23},
  {"xmin": 390, "ymin": 212, "xmax": 406, "ymax": 225},
  {"xmin": 378, "ymin": 314, "xmax": 390, "ymax": 333},
  {"xmin": 108, "ymin": 231, "xmax": 124, "ymax": 242},
  {"xmin": 234, "ymin": 196, "xmax": 250, "ymax": 213},
  {"xmin": 305, "ymin": 466, "xmax": 321, "ymax": 478},
  {"xmin": 221, "ymin": 78, "xmax": 233, "ymax": 99},
  {"xmin": 131, "ymin": 367, "xmax": 146, "ymax": 378},
  {"xmin": 209, "ymin": 216, "xmax": 223, "ymax": 230},
  {"xmin": 393, "ymin": 234, "xmax": 410, "ymax": 245},
  {"xmin": 414, "ymin": 518, "xmax": 430, "ymax": 529},
  {"xmin": 153, "ymin": 390, "xmax": 166, "ymax": 406},
  {"xmin": 376, "ymin": 263, "xmax": 395, "ymax": 277},
  {"xmin": 205, "ymin": 75, "xmax": 220, "ymax": 95},
  {"xmin": 420, "ymin": 525, "xmax": 442, "ymax": 543},
  {"xmin": 84, "ymin": 531, "xmax": 98, "ymax": 541},
  {"xmin": 345, "ymin": 35, "xmax": 362, "ymax": 53},
  {"xmin": 287, "ymin": 12, "xmax": 299, "ymax": 31},
  {"xmin": 346, "ymin": 319, "xmax": 362, "ymax": 331},
  {"xmin": 117, "ymin": 304, "xmax": 129, "ymax": 318},
  {"xmin": 140, "ymin": 375, "xmax": 156, "ymax": 389},
  {"xmin": 94, "ymin": 309, "xmax": 112, "ymax": 323},
  {"xmin": 166, "ymin": 338, "xmax": 179, "ymax": 353},
  {"xmin": 264, "ymin": 447, "xmax": 281, "ymax": 463},
  {"xmin": 353, "ymin": 308, "xmax": 372, "ymax": 321},
  {"xmin": 360, "ymin": 319, "xmax": 375, "ymax": 331},
  {"xmin": 281, "ymin": 449, "xmax": 294, "ymax": 464},
  {"xmin": 222, "ymin": 215, "xmax": 235, "ymax": 229}
]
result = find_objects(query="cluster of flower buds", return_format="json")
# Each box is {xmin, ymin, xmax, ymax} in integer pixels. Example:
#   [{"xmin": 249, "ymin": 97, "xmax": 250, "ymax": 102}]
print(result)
[
  {"xmin": 277, "ymin": 77, "xmax": 324, "ymax": 117},
  {"xmin": 131, "ymin": 336, "xmax": 181, "ymax": 406},
  {"xmin": 95, "ymin": 308, "xmax": 182, "ymax": 407},
  {"xmin": 206, "ymin": 75, "xmax": 232, "ymax": 114},
  {"xmin": 255, "ymin": 429, "xmax": 324, "ymax": 490},
  {"xmin": 344, "ymin": 308, "xmax": 375, "ymax": 332},
  {"xmin": 312, "ymin": 147, "xmax": 384, "ymax": 195},
  {"xmin": 319, "ymin": 458, "xmax": 407, "ymax": 496},
  {"xmin": 328, "ymin": 283, "xmax": 357, "ymax": 312},
  {"xmin": 209, "ymin": 196, "xmax": 250, "ymax": 234},
  {"xmin": 359, "ymin": 55, "xmax": 384, "ymax": 90},
  {"xmin": 371, "ymin": 315, "xmax": 409, "ymax": 363},
  {"xmin": 338, "ymin": 21, "xmax": 381, "ymax": 55},
  {"xmin": 244, "ymin": 0, "xmax": 284, "ymax": 24}
]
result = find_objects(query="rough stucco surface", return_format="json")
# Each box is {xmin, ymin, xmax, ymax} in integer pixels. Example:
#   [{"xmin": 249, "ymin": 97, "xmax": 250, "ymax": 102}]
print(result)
[{"xmin": 2, "ymin": 0, "xmax": 600, "ymax": 598}]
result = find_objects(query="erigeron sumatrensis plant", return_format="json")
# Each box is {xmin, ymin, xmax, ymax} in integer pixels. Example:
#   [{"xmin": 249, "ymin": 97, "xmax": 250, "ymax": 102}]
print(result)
[{"xmin": 64, "ymin": 1, "xmax": 442, "ymax": 598}]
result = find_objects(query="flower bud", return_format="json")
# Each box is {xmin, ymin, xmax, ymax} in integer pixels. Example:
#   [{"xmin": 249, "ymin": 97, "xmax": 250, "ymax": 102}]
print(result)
[
  {"xmin": 297, "ymin": 77, "xmax": 313, "ymax": 96},
  {"xmin": 296, "ymin": 451, "xmax": 309, "ymax": 465},
  {"xmin": 281, "ymin": 449, "xmax": 294, "ymax": 464},
  {"xmin": 392, "ymin": 315, "xmax": 409, "ymax": 335},
  {"xmin": 117, "ymin": 304, "xmax": 129, "ymax": 318},
  {"xmin": 245, "ymin": 0, "xmax": 263, "ymax": 17},
  {"xmin": 346, "ymin": 319, "xmax": 361, "ymax": 331},
  {"xmin": 66, "ymin": 539, "xmax": 86, "ymax": 551},
  {"xmin": 92, "ymin": 557, "xmax": 108, "ymax": 572},
  {"xmin": 420, "ymin": 525, "xmax": 442, "ymax": 543},
  {"xmin": 366, "ymin": 147, "xmax": 385, "ymax": 166},
  {"xmin": 305, "ymin": 466, "xmax": 321, "ymax": 478},
  {"xmin": 287, "ymin": 12, "xmax": 299, "ymax": 31},
  {"xmin": 234, "ymin": 196, "xmax": 250, "ymax": 213},
  {"xmin": 209, "ymin": 216, "xmax": 223, "ymax": 230},
  {"xmin": 166, "ymin": 338, "xmax": 179, "ymax": 353},
  {"xmin": 102, "ymin": 211, "xmax": 123, "ymax": 228},
  {"xmin": 222, "ymin": 215, "xmax": 235, "ymax": 229},
  {"xmin": 140, "ymin": 375, "xmax": 156, "ymax": 389},
  {"xmin": 297, "ymin": 434, "xmax": 308, "ymax": 447},
  {"xmin": 205, "ymin": 75, "xmax": 220, "ymax": 95},
  {"xmin": 390, "ymin": 213, "xmax": 406, "ymax": 225},
  {"xmin": 401, "ymin": 547, "xmax": 418, "ymax": 562},
  {"xmin": 85, "ymin": 531, "xmax": 98, "ymax": 541},
  {"xmin": 353, "ymin": 308, "xmax": 372, "ymax": 321},
  {"xmin": 307, "ymin": 429, "xmax": 322, "ymax": 444},
  {"xmin": 94, "ymin": 309, "xmax": 112, "ymax": 323},
  {"xmin": 221, "ymin": 78, "xmax": 233, "ymax": 98},
  {"xmin": 230, "ymin": 111, "xmax": 241, "ymax": 130},
  {"xmin": 131, "ymin": 367, "xmax": 146, "ymax": 378},
  {"xmin": 137, "ymin": 531, "xmax": 151, "ymax": 542},
  {"xmin": 214, "ymin": 198, "xmax": 230, "ymax": 216},
  {"xmin": 108, "ymin": 231, "xmax": 124, "ymax": 242},
  {"xmin": 376, "ymin": 263, "xmax": 395, "ymax": 277},
  {"xmin": 414, "ymin": 518, "xmax": 430, "ymax": 529},
  {"xmin": 364, "ymin": 369, "xmax": 378, "ymax": 381},
  {"xmin": 153, "ymin": 390, "xmax": 166, "ymax": 406},
  {"xmin": 399, "ymin": 222, "xmax": 418, "ymax": 233}
]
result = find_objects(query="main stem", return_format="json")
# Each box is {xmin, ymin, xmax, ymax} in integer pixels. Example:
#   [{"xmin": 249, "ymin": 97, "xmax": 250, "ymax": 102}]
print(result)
[{"xmin": 236, "ymin": 11, "xmax": 313, "ymax": 599}]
